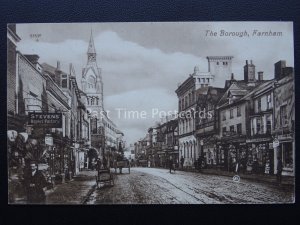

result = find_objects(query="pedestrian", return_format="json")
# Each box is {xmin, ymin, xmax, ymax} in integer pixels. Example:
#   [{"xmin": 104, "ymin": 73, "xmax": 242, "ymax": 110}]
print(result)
[
  {"xmin": 169, "ymin": 156, "xmax": 174, "ymax": 173},
  {"xmin": 96, "ymin": 158, "xmax": 102, "ymax": 177},
  {"xmin": 103, "ymin": 157, "xmax": 107, "ymax": 169},
  {"xmin": 197, "ymin": 156, "xmax": 202, "ymax": 172},
  {"xmin": 276, "ymin": 156, "xmax": 283, "ymax": 186},
  {"xmin": 26, "ymin": 162, "xmax": 48, "ymax": 204},
  {"xmin": 180, "ymin": 156, "xmax": 184, "ymax": 170}
]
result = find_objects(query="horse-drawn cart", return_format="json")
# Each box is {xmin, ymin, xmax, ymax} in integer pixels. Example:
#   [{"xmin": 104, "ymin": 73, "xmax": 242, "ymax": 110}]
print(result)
[
  {"xmin": 114, "ymin": 159, "xmax": 130, "ymax": 174},
  {"xmin": 95, "ymin": 169, "xmax": 114, "ymax": 188}
]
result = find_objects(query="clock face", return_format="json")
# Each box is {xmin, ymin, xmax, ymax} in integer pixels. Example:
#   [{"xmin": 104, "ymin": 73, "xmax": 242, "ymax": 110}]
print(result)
[{"xmin": 89, "ymin": 55, "xmax": 95, "ymax": 61}]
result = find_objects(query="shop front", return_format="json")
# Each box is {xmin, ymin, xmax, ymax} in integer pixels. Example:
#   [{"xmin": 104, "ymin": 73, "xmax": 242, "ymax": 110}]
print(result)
[
  {"xmin": 275, "ymin": 134, "xmax": 294, "ymax": 176},
  {"xmin": 245, "ymin": 137, "xmax": 274, "ymax": 175},
  {"xmin": 218, "ymin": 135, "xmax": 247, "ymax": 172}
]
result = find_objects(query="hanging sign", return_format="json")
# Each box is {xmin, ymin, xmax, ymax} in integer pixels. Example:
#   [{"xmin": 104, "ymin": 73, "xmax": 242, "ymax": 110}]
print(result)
[
  {"xmin": 28, "ymin": 112, "xmax": 62, "ymax": 128},
  {"xmin": 272, "ymin": 138, "xmax": 279, "ymax": 148},
  {"xmin": 45, "ymin": 134, "xmax": 53, "ymax": 146}
]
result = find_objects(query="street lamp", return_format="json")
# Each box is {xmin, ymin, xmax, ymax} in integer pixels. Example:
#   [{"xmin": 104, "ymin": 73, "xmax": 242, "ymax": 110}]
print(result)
[{"xmin": 200, "ymin": 140, "xmax": 204, "ymax": 157}]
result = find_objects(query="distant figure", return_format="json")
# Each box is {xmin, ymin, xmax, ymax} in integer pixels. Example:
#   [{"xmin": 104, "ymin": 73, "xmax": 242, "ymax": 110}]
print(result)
[
  {"xmin": 180, "ymin": 156, "xmax": 184, "ymax": 170},
  {"xmin": 96, "ymin": 158, "xmax": 102, "ymax": 176},
  {"xmin": 197, "ymin": 156, "xmax": 202, "ymax": 172},
  {"xmin": 169, "ymin": 156, "xmax": 175, "ymax": 173},
  {"xmin": 103, "ymin": 157, "xmax": 107, "ymax": 169},
  {"xmin": 276, "ymin": 157, "xmax": 283, "ymax": 186}
]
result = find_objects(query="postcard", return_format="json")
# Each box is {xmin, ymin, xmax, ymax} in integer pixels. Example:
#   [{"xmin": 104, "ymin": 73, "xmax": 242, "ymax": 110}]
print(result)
[{"xmin": 7, "ymin": 22, "xmax": 294, "ymax": 204}]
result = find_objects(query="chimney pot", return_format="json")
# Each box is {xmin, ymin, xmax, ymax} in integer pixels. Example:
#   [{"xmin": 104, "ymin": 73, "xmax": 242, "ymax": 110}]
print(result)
[
  {"xmin": 258, "ymin": 71, "xmax": 264, "ymax": 81},
  {"xmin": 246, "ymin": 60, "xmax": 248, "ymax": 65}
]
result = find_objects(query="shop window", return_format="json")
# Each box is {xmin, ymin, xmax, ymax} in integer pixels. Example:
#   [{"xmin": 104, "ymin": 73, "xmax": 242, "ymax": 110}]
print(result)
[
  {"xmin": 237, "ymin": 106, "xmax": 241, "ymax": 117},
  {"xmin": 237, "ymin": 123, "xmax": 242, "ymax": 134},
  {"xmin": 282, "ymin": 142, "xmax": 293, "ymax": 169},
  {"xmin": 280, "ymin": 105, "xmax": 288, "ymax": 127},
  {"xmin": 230, "ymin": 109, "xmax": 234, "ymax": 118}
]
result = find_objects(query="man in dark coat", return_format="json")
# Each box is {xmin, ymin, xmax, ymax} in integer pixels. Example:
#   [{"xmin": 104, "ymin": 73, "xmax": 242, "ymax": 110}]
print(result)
[
  {"xmin": 26, "ymin": 163, "xmax": 48, "ymax": 204},
  {"xmin": 180, "ymin": 156, "xmax": 184, "ymax": 170},
  {"xmin": 169, "ymin": 156, "xmax": 174, "ymax": 173},
  {"xmin": 103, "ymin": 157, "xmax": 107, "ymax": 169},
  {"xmin": 276, "ymin": 157, "xmax": 283, "ymax": 186},
  {"xmin": 197, "ymin": 156, "xmax": 202, "ymax": 172}
]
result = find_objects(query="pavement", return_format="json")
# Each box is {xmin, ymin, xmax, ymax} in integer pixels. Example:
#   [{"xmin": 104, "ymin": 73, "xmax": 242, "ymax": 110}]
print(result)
[
  {"xmin": 190, "ymin": 168, "xmax": 295, "ymax": 187},
  {"xmin": 45, "ymin": 170, "xmax": 97, "ymax": 204}
]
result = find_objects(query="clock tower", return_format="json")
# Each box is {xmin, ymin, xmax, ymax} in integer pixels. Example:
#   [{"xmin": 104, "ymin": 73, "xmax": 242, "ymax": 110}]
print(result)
[{"xmin": 82, "ymin": 30, "xmax": 104, "ymax": 118}]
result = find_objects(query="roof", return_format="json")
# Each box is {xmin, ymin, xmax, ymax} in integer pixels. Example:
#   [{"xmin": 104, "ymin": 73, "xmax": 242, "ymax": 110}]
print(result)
[
  {"xmin": 87, "ymin": 30, "xmax": 96, "ymax": 54},
  {"xmin": 217, "ymin": 80, "xmax": 270, "ymax": 108}
]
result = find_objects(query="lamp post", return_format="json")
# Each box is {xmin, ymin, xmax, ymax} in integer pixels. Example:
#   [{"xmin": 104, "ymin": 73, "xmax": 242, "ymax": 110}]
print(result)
[{"xmin": 200, "ymin": 140, "xmax": 204, "ymax": 157}]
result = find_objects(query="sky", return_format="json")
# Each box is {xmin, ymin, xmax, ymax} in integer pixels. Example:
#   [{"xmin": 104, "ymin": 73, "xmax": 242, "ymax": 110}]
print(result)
[{"xmin": 16, "ymin": 22, "xmax": 294, "ymax": 145}]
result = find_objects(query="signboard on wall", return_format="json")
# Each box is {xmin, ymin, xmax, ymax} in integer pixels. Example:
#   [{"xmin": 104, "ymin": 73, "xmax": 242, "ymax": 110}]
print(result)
[{"xmin": 28, "ymin": 112, "xmax": 62, "ymax": 128}]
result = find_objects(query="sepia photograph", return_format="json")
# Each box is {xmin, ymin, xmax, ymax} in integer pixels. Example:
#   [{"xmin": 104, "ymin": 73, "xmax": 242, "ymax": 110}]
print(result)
[{"xmin": 7, "ymin": 22, "xmax": 295, "ymax": 204}]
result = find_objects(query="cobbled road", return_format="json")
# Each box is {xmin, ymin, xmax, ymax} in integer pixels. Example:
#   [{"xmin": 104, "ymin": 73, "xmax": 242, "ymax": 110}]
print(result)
[{"xmin": 86, "ymin": 167, "xmax": 294, "ymax": 204}]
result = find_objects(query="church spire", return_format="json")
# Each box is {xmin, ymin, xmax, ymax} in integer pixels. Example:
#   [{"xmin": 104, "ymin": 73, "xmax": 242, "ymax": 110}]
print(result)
[{"xmin": 87, "ymin": 29, "xmax": 96, "ymax": 55}]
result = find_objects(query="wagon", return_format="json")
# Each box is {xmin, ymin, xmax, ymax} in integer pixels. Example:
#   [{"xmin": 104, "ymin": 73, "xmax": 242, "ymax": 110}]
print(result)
[
  {"xmin": 114, "ymin": 159, "xmax": 130, "ymax": 174},
  {"xmin": 95, "ymin": 169, "xmax": 114, "ymax": 188}
]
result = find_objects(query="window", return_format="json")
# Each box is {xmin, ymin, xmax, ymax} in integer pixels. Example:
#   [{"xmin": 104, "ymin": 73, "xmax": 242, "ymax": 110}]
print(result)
[
  {"xmin": 237, "ymin": 106, "xmax": 241, "ymax": 117},
  {"xmin": 267, "ymin": 94, "xmax": 272, "ymax": 109},
  {"xmin": 282, "ymin": 142, "xmax": 293, "ymax": 168},
  {"xmin": 202, "ymin": 78, "xmax": 205, "ymax": 83},
  {"xmin": 230, "ymin": 109, "xmax": 234, "ymax": 119},
  {"xmin": 216, "ymin": 62, "xmax": 219, "ymax": 65},
  {"xmin": 88, "ymin": 76, "xmax": 95, "ymax": 89},
  {"xmin": 257, "ymin": 118, "xmax": 261, "ymax": 134},
  {"xmin": 222, "ymin": 111, "xmax": 226, "ymax": 121},
  {"xmin": 61, "ymin": 74, "xmax": 67, "ymax": 88},
  {"xmin": 91, "ymin": 98, "xmax": 94, "ymax": 105},
  {"xmin": 96, "ymin": 98, "xmax": 99, "ymax": 105},
  {"xmin": 280, "ymin": 105, "xmax": 288, "ymax": 127},
  {"xmin": 222, "ymin": 127, "xmax": 226, "ymax": 134},
  {"xmin": 207, "ymin": 78, "xmax": 210, "ymax": 83},
  {"xmin": 230, "ymin": 125, "xmax": 234, "ymax": 132},
  {"xmin": 257, "ymin": 98, "xmax": 261, "ymax": 112},
  {"xmin": 237, "ymin": 123, "xmax": 242, "ymax": 134},
  {"xmin": 223, "ymin": 62, "xmax": 225, "ymax": 65},
  {"xmin": 266, "ymin": 115, "xmax": 272, "ymax": 134}
]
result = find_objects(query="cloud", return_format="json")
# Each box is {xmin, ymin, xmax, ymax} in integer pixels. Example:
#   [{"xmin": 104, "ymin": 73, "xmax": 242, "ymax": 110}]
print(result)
[{"xmin": 16, "ymin": 22, "xmax": 294, "ymax": 145}]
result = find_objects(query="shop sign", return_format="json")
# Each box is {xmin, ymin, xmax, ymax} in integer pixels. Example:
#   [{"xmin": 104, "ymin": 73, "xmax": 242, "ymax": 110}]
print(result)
[
  {"xmin": 278, "ymin": 134, "xmax": 293, "ymax": 141},
  {"xmin": 28, "ymin": 112, "xmax": 62, "ymax": 128},
  {"xmin": 45, "ymin": 134, "xmax": 53, "ymax": 146}
]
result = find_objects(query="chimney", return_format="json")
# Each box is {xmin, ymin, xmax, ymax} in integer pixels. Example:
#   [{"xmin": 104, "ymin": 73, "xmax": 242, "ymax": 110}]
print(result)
[
  {"xmin": 57, "ymin": 61, "xmax": 61, "ymax": 71},
  {"xmin": 246, "ymin": 60, "xmax": 248, "ymax": 65},
  {"xmin": 274, "ymin": 60, "xmax": 286, "ymax": 80},
  {"xmin": 250, "ymin": 60, "xmax": 253, "ymax": 64},
  {"xmin": 258, "ymin": 71, "xmax": 264, "ymax": 81}
]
